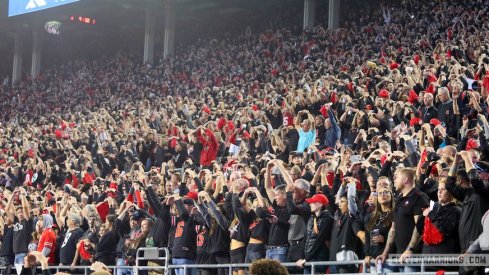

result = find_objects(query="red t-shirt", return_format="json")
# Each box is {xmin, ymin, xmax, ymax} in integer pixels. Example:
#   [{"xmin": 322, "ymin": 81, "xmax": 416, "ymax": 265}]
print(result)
[{"xmin": 38, "ymin": 228, "xmax": 56, "ymax": 264}]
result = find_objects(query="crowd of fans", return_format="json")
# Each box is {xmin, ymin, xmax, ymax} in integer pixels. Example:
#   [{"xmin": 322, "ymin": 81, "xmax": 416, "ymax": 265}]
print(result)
[{"xmin": 1, "ymin": 0, "xmax": 489, "ymax": 274}]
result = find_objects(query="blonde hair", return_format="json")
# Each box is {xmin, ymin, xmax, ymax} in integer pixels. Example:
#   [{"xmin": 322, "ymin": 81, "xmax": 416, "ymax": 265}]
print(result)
[{"xmin": 397, "ymin": 168, "xmax": 416, "ymax": 185}]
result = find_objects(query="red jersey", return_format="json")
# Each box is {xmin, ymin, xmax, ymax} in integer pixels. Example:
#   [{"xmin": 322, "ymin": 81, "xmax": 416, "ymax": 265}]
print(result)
[{"xmin": 38, "ymin": 228, "xmax": 56, "ymax": 264}]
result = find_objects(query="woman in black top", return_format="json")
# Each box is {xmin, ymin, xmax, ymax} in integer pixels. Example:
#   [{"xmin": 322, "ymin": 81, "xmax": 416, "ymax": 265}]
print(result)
[
  {"xmin": 241, "ymin": 187, "xmax": 270, "ymax": 264},
  {"xmin": 197, "ymin": 191, "xmax": 230, "ymax": 275},
  {"xmin": 94, "ymin": 214, "xmax": 118, "ymax": 266},
  {"xmin": 228, "ymin": 181, "xmax": 252, "ymax": 275},
  {"xmin": 359, "ymin": 186, "xmax": 394, "ymax": 273},
  {"xmin": 417, "ymin": 181, "xmax": 461, "ymax": 271}
]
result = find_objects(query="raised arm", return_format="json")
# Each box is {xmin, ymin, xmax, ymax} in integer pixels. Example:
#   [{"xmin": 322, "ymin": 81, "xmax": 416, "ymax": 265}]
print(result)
[
  {"xmin": 347, "ymin": 182, "xmax": 358, "ymax": 216},
  {"xmin": 5, "ymin": 191, "xmax": 15, "ymax": 224},
  {"xmin": 264, "ymin": 161, "xmax": 275, "ymax": 202},
  {"xmin": 175, "ymin": 196, "xmax": 190, "ymax": 220},
  {"xmin": 201, "ymin": 191, "xmax": 229, "ymax": 230},
  {"xmin": 19, "ymin": 188, "xmax": 30, "ymax": 218},
  {"xmin": 252, "ymin": 187, "xmax": 266, "ymax": 208},
  {"xmin": 274, "ymin": 160, "xmax": 294, "ymax": 186},
  {"xmin": 146, "ymin": 186, "xmax": 164, "ymax": 218}
]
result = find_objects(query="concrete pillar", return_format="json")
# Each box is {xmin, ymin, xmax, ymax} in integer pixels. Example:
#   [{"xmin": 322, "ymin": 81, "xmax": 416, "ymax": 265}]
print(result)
[
  {"xmin": 12, "ymin": 32, "xmax": 23, "ymax": 84},
  {"xmin": 31, "ymin": 29, "xmax": 42, "ymax": 79},
  {"xmin": 144, "ymin": 8, "xmax": 155, "ymax": 65},
  {"xmin": 163, "ymin": 3, "xmax": 175, "ymax": 58},
  {"xmin": 328, "ymin": 0, "xmax": 340, "ymax": 30},
  {"xmin": 303, "ymin": 0, "xmax": 316, "ymax": 30}
]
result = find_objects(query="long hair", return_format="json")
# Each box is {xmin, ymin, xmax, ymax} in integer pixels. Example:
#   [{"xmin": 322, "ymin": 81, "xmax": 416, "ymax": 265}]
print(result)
[
  {"xmin": 208, "ymin": 203, "xmax": 227, "ymax": 236},
  {"xmin": 366, "ymin": 189, "xmax": 395, "ymax": 231}
]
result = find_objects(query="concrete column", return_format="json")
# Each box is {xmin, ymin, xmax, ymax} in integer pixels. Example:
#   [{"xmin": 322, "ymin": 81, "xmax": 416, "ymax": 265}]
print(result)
[
  {"xmin": 328, "ymin": 0, "xmax": 340, "ymax": 30},
  {"xmin": 303, "ymin": 0, "xmax": 316, "ymax": 30},
  {"xmin": 144, "ymin": 8, "xmax": 155, "ymax": 65},
  {"xmin": 12, "ymin": 32, "xmax": 23, "ymax": 84},
  {"xmin": 163, "ymin": 3, "xmax": 175, "ymax": 58},
  {"xmin": 31, "ymin": 29, "xmax": 42, "ymax": 79}
]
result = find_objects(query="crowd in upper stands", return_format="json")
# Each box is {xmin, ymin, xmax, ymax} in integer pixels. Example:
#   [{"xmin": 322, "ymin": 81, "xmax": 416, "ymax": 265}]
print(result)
[{"xmin": 1, "ymin": 0, "xmax": 489, "ymax": 274}]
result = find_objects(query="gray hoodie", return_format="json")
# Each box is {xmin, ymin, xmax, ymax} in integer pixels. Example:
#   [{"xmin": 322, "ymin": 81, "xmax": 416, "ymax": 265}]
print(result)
[
  {"xmin": 41, "ymin": 214, "xmax": 54, "ymax": 230},
  {"xmin": 467, "ymin": 210, "xmax": 489, "ymax": 253}
]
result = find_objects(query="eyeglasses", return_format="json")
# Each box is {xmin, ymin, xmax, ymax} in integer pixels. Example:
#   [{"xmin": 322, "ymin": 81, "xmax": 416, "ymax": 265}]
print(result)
[{"xmin": 378, "ymin": 191, "xmax": 391, "ymax": 196}]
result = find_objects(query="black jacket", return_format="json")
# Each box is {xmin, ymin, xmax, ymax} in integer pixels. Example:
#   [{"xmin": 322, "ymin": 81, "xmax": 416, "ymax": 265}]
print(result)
[
  {"xmin": 329, "ymin": 212, "xmax": 362, "ymax": 260},
  {"xmin": 446, "ymin": 171, "xmax": 489, "ymax": 252},
  {"xmin": 146, "ymin": 187, "xmax": 171, "ymax": 248},
  {"xmin": 418, "ymin": 202, "xmax": 461, "ymax": 254},
  {"xmin": 436, "ymin": 100, "xmax": 456, "ymax": 137},
  {"xmin": 420, "ymin": 105, "xmax": 438, "ymax": 123},
  {"xmin": 171, "ymin": 200, "xmax": 197, "ymax": 259},
  {"xmin": 304, "ymin": 210, "xmax": 334, "ymax": 261},
  {"xmin": 95, "ymin": 230, "xmax": 118, "ymax": 265}
]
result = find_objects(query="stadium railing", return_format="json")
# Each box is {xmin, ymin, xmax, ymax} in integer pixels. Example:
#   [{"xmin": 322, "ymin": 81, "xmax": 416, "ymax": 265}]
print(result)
[{"xmin": 0, "ymin": 246, "xmax": 462, "ymax": 275}]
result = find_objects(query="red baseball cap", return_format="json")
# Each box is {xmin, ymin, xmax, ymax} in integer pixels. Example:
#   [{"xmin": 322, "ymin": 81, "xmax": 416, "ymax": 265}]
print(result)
[{"xmin": 306, "ymin": 194, "xmax": 329, "ymax": 206}]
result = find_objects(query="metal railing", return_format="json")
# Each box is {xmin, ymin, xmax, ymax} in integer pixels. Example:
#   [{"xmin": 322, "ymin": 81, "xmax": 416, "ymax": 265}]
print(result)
[
  {"xmin": 135, "ymin": 247, "xmax": 170, "ymax": 273},
  {"xmin": 1, "ymin": 263, "xmax": 460, "ymax": 275},
  {"xmin": 168, "ymin": 260, "xmax": 365, "ymax": 275},
  {"xmin": 0, "ymin": 248, "xmax": 463, "ymax": 275}
]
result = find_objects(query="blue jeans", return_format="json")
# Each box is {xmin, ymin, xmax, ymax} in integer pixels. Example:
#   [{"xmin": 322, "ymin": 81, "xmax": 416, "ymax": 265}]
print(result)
[
  {"xmin": 172, "ymin": 258, "xmax": 196, "ymax": 275},
  {"xmin": 266, "ymin": 246, "xmax": 287, "ymax": 262},
  {"xmin": 14, "ymin": 253, "xmax": 26, "ymax": 265},
  {"xmin": 245, "ymin": 243, "xmax": 266, "ymax": 263},
  {"xmin": 116, "ymin": 258, "xmax": 132, "ymax": 275}
]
